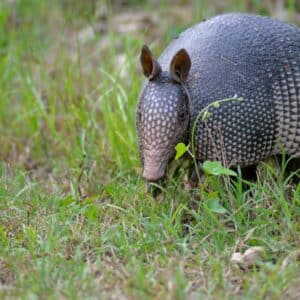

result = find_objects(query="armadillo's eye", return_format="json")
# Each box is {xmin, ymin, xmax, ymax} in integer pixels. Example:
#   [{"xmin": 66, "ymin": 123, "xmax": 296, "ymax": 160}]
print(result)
[
  {"xmin": 137, "ymin": 111, "xmax": 142, "ymax": 122},
  {"xmin": 178, "ymin": 110, "xmax": 186, "ymax": 122}
]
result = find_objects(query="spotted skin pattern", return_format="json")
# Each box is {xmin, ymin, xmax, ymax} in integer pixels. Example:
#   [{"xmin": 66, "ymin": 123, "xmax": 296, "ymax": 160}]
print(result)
[{"xmin": 137, "ymin": 13, "xmax": 300, "ymax": 181}]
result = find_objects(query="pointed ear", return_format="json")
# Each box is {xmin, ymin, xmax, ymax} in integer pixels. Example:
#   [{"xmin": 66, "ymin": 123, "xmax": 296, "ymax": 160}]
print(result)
[
  {"xmin": 169, "ymin": 49, "xmax": 191, "ymax": 83},
  {"xmin": 140, "ymin": 45, "xmax": 162, "ymax": 80}
]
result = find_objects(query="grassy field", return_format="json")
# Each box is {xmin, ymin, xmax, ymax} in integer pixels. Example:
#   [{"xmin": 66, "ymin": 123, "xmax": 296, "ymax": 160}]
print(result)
[{"xmin": 0, "ymin": 0, "xmax": 299, "ymax": 299}]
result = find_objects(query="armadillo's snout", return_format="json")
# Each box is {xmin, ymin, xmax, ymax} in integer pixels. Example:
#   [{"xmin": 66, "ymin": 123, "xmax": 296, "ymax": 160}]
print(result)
[
  {"xmin": 142, "ymin": 166, "xmax": 165, "ymax": 182},
  {"xmin": 142, "ymin": 156, "xmax": 167, "ymax": 182}
]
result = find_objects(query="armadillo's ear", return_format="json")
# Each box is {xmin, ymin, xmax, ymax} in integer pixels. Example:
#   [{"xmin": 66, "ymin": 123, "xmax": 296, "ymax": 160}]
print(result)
[
  {"xmin": 140, "ymin": 45, "xmax": 162, "ymax": 80},
  {"xmin": 169, "ymin": 49, "xmax": 191, "ymax": 83}
]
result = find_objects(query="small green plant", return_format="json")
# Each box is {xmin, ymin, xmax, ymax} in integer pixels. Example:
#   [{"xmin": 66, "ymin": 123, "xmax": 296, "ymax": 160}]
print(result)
[{"xmin": 175, "ymin": 96, "xmax": 242, "ymax": 179}]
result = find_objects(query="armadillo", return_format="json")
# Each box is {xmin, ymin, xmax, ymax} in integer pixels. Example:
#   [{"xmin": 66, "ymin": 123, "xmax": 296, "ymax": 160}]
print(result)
[{"xmin": 136, "ymin": 13, "xmax": 300, "ymax": 182}]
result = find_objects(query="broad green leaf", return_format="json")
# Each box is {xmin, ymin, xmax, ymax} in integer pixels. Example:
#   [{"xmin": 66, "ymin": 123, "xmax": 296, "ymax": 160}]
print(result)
[
  {"xmin": 206, "ymin": 199, "xmax": 227, "ymax": 214},
  {"xmin": 175, "ymin": 143, "xmax": 188, "ymax": 160},
  {"xmin": 203, "ymin": 160, "xmax": 237, "ymax": 176}
]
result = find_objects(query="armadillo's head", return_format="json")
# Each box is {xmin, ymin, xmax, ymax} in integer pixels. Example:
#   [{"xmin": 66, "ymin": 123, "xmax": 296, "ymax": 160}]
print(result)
[{"xmin": 136, "ymin": 45, "xmax": 192, "ymax": 183}]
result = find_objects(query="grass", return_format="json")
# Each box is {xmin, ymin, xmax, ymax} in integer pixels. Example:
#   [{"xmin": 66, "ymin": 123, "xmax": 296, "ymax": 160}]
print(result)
[{"xmin": 0, "ymin": 0, "xmax": 299, "ymax": 299}]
